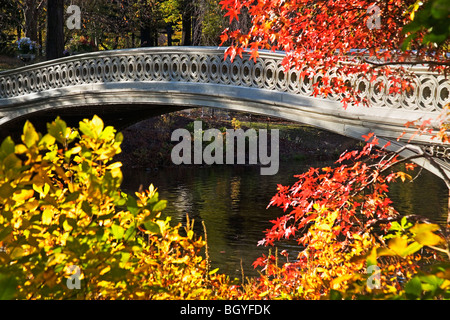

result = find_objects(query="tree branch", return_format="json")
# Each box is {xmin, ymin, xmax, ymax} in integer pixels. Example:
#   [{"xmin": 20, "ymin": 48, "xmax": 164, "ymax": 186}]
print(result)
[{"xmin": 363, "ymin": 58, "xmax": 450, "ymax": 68}]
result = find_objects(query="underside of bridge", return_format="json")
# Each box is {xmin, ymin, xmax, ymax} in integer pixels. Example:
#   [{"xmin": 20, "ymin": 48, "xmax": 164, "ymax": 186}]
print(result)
[
  {"xmin": 0, "ymin": 92, "xmax": 449, "ymax": 183},
  {"xmin": 0, "ymin": 103, "xmax": 187, "ymax": 141}
]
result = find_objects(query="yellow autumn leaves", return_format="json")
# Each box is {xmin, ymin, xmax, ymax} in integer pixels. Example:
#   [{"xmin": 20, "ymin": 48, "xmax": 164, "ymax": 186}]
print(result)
[{"xmin": 0, "ymin": 115, "xmax": 225, "ymax": 299}]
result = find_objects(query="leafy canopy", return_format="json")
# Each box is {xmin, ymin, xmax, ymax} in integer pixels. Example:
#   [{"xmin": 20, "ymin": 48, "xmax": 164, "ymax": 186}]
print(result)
[{"xmin": 219, "ymin": 0, "xmax": 449, "ymax": 108}]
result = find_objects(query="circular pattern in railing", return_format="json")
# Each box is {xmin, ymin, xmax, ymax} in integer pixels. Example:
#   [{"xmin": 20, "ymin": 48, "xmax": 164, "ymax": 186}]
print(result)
[{"xmin": 0, "ymin": 49, "xmax": 449, "ymax": 113}]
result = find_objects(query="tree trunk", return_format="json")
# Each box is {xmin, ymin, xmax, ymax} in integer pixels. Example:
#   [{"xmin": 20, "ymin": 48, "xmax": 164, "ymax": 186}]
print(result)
[
  {"xmin": 38, "ymin": 26, "xmax": 42, "ymax": 56},
  {"xmin": 140, "ymin": 26, "xmax": 156, "ymax": 47},
  {"xmin": 24, "ymin": 0, "xmax": 38, "ymax": 41},
  {"xmin": 167, "ymin": 23, "xmax": 173, "ymax": 46},
  {"xmin": 181, "ymin": 0, "xmax": 192, "ymax": 46},
  {"xmin": 192, "ymin": 1, "xmax": 202, "ymax": 46},
  {"xmin": 46, "ymin": 0, "xmax": 64, "ymax": 60}
]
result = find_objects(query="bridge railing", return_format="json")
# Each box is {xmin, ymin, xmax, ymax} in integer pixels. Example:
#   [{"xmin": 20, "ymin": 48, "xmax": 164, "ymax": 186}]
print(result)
[{"xmin": 0, "ymin": 46, "xmax": 448, "ymax": 113}]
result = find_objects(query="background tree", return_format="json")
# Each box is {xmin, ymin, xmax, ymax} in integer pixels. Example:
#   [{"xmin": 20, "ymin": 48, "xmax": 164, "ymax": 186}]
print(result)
[
  {"xmin": 0, "ymin": 0, "xmax": 46, "ymax": 56},
  {"xmin": 0, "ymin": 0, "xmax": 20, "ymax": 50},
  {"xmin": 46, "ymin": 0, "xmax": 64, "ymax": 60},
  {"xmin": 66, "ymin": 0, "xmax": 164, "ymax": 49},
  {"xmin": 193, "ymin": 0, "xmax": 230, "ymax": 46},
  {"xmin": 22, "ymin": 0, "xmax": 46, "ymax": 43}
]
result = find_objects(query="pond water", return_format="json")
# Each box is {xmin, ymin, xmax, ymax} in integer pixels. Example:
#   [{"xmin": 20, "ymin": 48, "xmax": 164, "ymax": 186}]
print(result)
[{"xmin": 121, "ymin": 160, "xmax": 448, "ymax": 279}]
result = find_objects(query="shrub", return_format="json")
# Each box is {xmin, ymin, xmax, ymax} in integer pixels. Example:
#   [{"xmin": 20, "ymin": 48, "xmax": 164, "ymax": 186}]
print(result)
[{"xmin": 0, "ymin": 116, "xmax": 222, "ymax": 299}]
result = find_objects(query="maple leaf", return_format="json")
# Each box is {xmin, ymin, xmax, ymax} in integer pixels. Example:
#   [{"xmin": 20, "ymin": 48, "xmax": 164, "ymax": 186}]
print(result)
[
  {"xmin": 250, "ymin": 48, "xmax": 259, "ymax": 62},
  {"xmin": 405, "ymin": 163, "xmax": 417, "ymax": 171},
  {"xmin": 219, "ymin": 32, "xmax": 229, "ymax": 46},
  {"xmin": 252, "ymin": 256, "xmax": 267, "ymax": 268},
  {"xmin": 362, "ymin": 132, "xmax": 375, "ymax": 141},
  {"xmin": 284, "ymin": 226, "xmax": 296, "ymax": 239},
  {"xmin": 224, "ymin": 7, "xmax": 240, "ymax": 24}
]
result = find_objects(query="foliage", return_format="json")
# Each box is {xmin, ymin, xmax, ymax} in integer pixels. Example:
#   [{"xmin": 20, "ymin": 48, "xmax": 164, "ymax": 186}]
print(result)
[
  {"xmin": 16, "ymin": 37, "xmax": 39, "ymax": 55},
  {"xmin": 65, "ymin": 35, "xmax": 98, "ymax": 55},
  {"xmin": 241, "ymin": 133, "xmax": 450, "ymax": 299},
  {"xmin": 219, "ymin": 0, "xmax": 449, "ymax": 108},
  {"xmin": 198, "ymin": 0, "xmax": 228, "ymax": 46},
  {"xmin": 331, "ymin": 218, "xmax": 450, "ymax": 299},
  {"xmin": 217, "ymin": 0, "xmax": 450, "ymax": 300},
  {"xmin": 0, "ymin": 117, "xmax": 447, "ymax": 300},
  {"xmin": 260, "ymin": 134, "xmax": 401, "ymax": 249},
  {"xmin": 0, "ymin": 0, "xmax": 21, "ymax": 45},
  {"xmin": 0, "ymin": 116, "xmax": 229, "ymax": 299},
  {"xmin": 237, "ymin": 208, "xmax": 372, "ymax": 299},
  {"xmin": 402, "ymin": 0, "xmax": 450, "ymax": 49}
]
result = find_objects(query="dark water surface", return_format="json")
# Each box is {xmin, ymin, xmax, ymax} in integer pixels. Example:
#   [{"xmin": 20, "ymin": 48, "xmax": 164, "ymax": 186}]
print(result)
[{"xmin": 121, "ymin": 161, "xmax": 448, "ymax": 279}]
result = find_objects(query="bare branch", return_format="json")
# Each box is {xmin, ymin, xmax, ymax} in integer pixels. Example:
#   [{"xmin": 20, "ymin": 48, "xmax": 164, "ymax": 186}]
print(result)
[{"xmin": 363, "ymin": 58, "xmax": 450, "ymax": 68}]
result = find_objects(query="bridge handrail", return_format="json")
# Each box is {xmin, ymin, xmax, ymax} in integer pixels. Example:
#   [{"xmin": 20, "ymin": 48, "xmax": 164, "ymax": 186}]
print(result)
[{"xmin": 0, "ymin": 46, "xmax": 448, "ymax": 113}]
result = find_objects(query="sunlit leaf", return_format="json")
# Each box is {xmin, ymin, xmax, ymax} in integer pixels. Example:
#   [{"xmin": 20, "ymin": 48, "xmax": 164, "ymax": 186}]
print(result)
[
  {"xmin": 414, "ymin": 230, "xmax": 442, "ymax": 246},
  {"xmin": 410, "ymin": 223, "xmax": 440, "ymax": 234},
  {"xmin": 91, "ymin": 115, "xmax": 104, "ymax": 138},
  {"xmin": 111, "ymin": 224, "xmax": 124, "ymax": 240},
  {"xmin": 42, "ymin": 209, "xmax": 53, "ymax": 225},
  {"xmin": 386, "ymin": 236, "xmax": 423, "ymax": 257},
  {"xmin": 47, "ymin": 117, "xmax": 68, "ymax": 144},
  {"xmin": 149, "ymin": 200, "xmax": 167, "ymax": 214},
  {"xmin": 79, "ymin": 121, "xmax": 95, "ymax": 139},
  {"xmin": 208, "ymin": 268, "xmax": 219, "ymax": 275},
  {"xmin": 12, "ymin": 189, "xmax": 34, "ymax": 203},
  {"xmin": 142, "ymin": 221, "xmax": 161, "ymax": 235},
  {"xmin": 39, "ymin": 134, "xmax": 56, "ymax": 148},
  {"xmin": 22, "ymin": 121, "xmax": 39, "ymax": 148}
]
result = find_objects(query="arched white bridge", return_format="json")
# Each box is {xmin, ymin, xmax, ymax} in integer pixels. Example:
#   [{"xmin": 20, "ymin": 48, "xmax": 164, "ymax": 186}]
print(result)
[{"xmin": 0, "ymin": 47, "xmax": 449, "ymax": 178}]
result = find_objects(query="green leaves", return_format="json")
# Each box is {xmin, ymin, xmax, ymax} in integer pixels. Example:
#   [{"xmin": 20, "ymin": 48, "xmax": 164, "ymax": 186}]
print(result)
[
  {"xmin": 402, "ymin": 0, "xmax": 450, "ymax": 49},
  {"xmin": 0, "ymin": 137, "xmax": 15, "ymax": 158},
  {"xmin": 405, "ymin": 274, "xmax": 450, "ymax": 299},
  {"xmin": 0, "ymin": 274, "xmax": 18, "ymax": 300},
  {"xmin": 384, "ymin": 216, "xmax": 412, "ymax": 239},
  {"xmin": 47, "ymin": 117, "xmax": 74, "ymax": 145},
  {"xmin": 379, "ymin": 221, "xmax": 444, "ymax": 258},
  {"xmin": 79, "ymin": 115, "xmax": 113, "ymax": 141},
  {"xmin": 111, "ymin": 224, "xmax": 125, "ymax": 240},
  {"xmin": 404, "ymin": 276, "xmax": 423, "ymax": 299},
  {"xmin": 142, "ymin": 220, "xmax": 162, "ymax": 235}
]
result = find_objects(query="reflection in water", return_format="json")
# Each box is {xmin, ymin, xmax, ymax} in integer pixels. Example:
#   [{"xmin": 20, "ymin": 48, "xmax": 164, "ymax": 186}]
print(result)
[
  {"xmin": 121, "ymin": 162, "xmax": 448, "ymax": 278},
  {"xmin": 389, "ymin": 168, "xmax": 448, "ymax": 225},
  {"xmin": 173, "ymin": 185, "xmax": 194, "ymax": 219}
]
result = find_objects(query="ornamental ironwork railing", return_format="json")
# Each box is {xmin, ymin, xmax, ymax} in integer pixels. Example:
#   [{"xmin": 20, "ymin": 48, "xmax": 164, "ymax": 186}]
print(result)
[{"xmin": 0, "ymin": 47, "xmax": 448, "ymax": 113}]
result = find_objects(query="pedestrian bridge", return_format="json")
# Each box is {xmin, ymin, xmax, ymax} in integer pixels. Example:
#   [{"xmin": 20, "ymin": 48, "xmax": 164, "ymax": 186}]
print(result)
[{"xmin": 0, "ymin": 47, "xmax": 449, "ymax": 178}]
